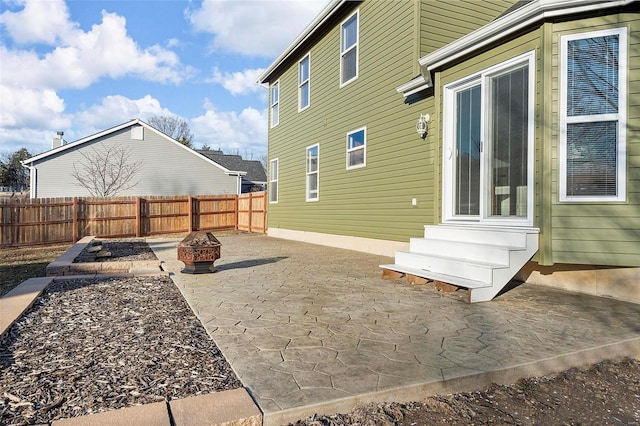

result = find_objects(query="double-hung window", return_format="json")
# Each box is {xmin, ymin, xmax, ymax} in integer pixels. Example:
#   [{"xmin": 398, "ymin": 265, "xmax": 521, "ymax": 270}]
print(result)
[
  {"xmin": 346, "ymin": 127, "xmax": 366, "ymax": 169},
  {"xmin": 340, "ymin": 10, "xmax": 358, "ymax": 86},
  {"xmin": 306, "ymin": 144, "xmax": 319, "ymax": 201},
  {"xmin": 269, "ymin": 158, "xmax": 278, "ymax": 203},
  {"xmin": 560, "ymin": 27, "xmax": 627, "ymax": 201},
  {"xmin": 299, "ymin": 54, "xmax": 310, "ymax": 111},
  {"xmin": 270, "ymin": 81, "xmax": 279, "ymax": 127}
]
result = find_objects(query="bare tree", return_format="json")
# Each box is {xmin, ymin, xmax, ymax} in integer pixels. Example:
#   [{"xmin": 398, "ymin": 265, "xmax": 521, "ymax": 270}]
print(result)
[
  {"xmin": 148, "ymin": 115, "xmax": 194, "ymax": 147},
  {"xmin": 71, "ymin": 145, "xmax": 143, "ymax": 197}
]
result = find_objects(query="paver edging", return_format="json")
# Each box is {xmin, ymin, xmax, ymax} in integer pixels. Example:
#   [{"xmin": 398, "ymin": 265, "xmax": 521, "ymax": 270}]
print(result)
[
  {"xmin": 48, "ymin": 388, "xmax": 261, "ymax": 426},
  {"xmin": 0, "ymin": 277, "xmax": 53, "ymax": 337},
  {"xmin": 50, "ymin": 400, "xmax": 170, "ymax": 426},
  {"xmin": 262, "ymin": 337, "xmax": 640, "ymax": 426},
  {"xmin": 45, "ymin": 236, "xmax": 164, "ymax": 276}
]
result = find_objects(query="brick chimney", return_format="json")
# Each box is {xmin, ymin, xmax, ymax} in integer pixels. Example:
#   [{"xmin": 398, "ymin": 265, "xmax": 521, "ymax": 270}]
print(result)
[{"xmin": 52, "ymin": 131, "xmax": 64, "ymax": 149}]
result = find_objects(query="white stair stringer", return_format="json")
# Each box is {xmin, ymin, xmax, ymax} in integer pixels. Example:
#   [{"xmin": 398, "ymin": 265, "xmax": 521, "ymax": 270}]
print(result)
[{"xmin": 380, "ymin": 225, "xmax": 539, "ymax": 303}]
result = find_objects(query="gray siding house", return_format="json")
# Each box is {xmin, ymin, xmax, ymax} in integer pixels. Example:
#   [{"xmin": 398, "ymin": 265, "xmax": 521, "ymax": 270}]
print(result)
[{"xmin": 23, "ymin": 119, "xmax": 245, "ymax": 198}]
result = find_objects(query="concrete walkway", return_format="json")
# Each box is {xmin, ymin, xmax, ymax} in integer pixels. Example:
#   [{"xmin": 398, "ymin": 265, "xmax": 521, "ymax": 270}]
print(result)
[{"xmin": 149, "ymin": 233, "xmax": 640, "ymax": 426}]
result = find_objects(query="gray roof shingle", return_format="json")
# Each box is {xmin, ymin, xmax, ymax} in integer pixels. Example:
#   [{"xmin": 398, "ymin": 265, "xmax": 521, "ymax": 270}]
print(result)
[{"xmin": 197, "ymin": 150, "xmax": 267, "ymax": 182}]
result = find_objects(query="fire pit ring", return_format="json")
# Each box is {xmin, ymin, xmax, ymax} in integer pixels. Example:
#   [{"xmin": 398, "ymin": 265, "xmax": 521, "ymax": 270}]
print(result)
[{"xmin": 177, "ymin": 231, "xmax": 222, "ymax": 274}]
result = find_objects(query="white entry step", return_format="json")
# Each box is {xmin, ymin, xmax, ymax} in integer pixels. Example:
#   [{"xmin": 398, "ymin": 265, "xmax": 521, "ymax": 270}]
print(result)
[{"xmin": 381, "ymin": 225, "xmax": 539, "ymax": 303}]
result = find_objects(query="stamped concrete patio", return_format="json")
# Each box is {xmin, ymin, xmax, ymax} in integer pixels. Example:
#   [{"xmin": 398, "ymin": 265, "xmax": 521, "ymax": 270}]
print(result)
[{"xmin": 149, "ymin": 233, "xmax": 640, "ymax": 426}]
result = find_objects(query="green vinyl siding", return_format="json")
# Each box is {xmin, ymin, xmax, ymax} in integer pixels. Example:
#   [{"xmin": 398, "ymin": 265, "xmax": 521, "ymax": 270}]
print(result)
[
  {"xmin": 550, "ymin": 12, "xmax": 640, "ymax": 266},
  {"xmin": 268, "ymin": 0, "xmax": 437, "ymax": 243},
  {"xmin": 419, "ymin": 0, "xmax": 516, "ymax": 56}
]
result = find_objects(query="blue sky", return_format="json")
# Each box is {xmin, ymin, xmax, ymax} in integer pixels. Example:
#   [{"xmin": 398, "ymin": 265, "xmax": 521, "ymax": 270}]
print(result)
[{"xmin": 0, "ymin": 0, "xmax": 328, "ymax": 159}]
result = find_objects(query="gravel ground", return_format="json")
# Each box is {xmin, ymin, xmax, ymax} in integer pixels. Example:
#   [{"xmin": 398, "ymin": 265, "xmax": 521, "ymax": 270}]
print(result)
[{"xmin": 0, "ymin": 275, "xmax": 242, "ymax": 426}]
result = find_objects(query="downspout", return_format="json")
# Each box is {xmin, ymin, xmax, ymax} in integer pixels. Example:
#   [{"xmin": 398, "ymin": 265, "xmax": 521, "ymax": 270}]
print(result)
[{"xmin": 29, "ymin": 166, "xmax": 36, "ymax": 199}]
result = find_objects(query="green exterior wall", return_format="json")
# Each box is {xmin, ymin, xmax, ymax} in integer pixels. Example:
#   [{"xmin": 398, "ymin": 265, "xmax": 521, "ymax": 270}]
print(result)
[
  {"xmin": 265, "ymin": 0, "xmax": 639, "ymax": 267},
  {"xmin": 268, "ymin": 1, "xmax": 433, "ymax": 243},
  {"xmin": 266, "ymin": 0, "xmax": 512, "ymax": 243},
  {"xmin": 548, "ymin": 12, "xmax": 640, "ymax": 267},
  {"xmin": 419, "ymin": 0, "xmax": 516, "ymax": 57}
]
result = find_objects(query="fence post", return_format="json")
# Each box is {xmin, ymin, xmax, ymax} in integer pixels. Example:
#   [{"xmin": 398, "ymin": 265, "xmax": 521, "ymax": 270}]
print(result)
[
  {"xmin": 248, "ymin": 192, "xmax": 253, "ymax": 233},
  {"xmin": 136, "ymin": 197, "xmax": 142, "ymax": 237},
  {"xmin": 234, "ymin": 194, "xmax": 239, "ymax": 230},
  {"xmin": 262, "ymin": 192, "xmax": 267, "ymax": 233},
  {"xmin": 72, "ymin": 197, "xmax": 78, "ymax": 242},
  {"xmin": 188, "ymin": 196, "xmax": 194, "ymax": 233}
]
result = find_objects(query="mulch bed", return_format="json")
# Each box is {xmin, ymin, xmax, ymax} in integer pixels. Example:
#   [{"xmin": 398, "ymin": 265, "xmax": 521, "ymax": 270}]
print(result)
[
  {"xmin": 73, "ymin": 239, "xmax": 158, "ymax": 263},
  {"xmin": 0, "ymin": 275, "xmax": 242, "ymax": 425}
]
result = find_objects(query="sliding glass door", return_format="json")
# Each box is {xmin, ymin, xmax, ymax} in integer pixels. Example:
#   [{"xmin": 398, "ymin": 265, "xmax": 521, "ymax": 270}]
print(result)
[{"xmin": 444, "ymin": 52, "xmax": 534, "ymax": 226}]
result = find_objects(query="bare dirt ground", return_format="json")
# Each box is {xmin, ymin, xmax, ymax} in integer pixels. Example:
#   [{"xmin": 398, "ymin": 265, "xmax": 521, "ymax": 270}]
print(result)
[
  {"xmin": 293, "ymin": 357, "xmax": 640, "ymax": 425},
  {"xmin": 1, "ymin": 239, "xmax": 639, "ymax": 426}
]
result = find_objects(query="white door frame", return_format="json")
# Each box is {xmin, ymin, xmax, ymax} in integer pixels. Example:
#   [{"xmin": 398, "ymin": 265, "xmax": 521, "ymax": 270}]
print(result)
[{"xmin": 442, "ymin": 51, "xmax": 536, "ymax": 227}]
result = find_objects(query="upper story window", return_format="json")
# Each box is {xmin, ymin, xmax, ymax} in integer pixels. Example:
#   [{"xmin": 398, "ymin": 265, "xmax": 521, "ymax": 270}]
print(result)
[
  {"xmin": 270, "ymin": 81, "xmax": 280, "ymax": 127},
  {"xmin": 560, "ymin": 27, "xmax": 627, "ymax": 202},
  {"xmin": 306, "ymin": 144, "xmax": 319, "ymax": 201},
  {"xmin": 346, "ymin": 127, "xmax": 366, "ymax": 169},
  {"xmin": 269, "ymin": 158, "xmax": 278, "ymax": 203},
  {"xmin": 299, "ymin": 54, "xmax": 310, "ymax": 111},
  {"xmin": 340, "ymin": 10, "xmax": 359, "ymax": 86}
]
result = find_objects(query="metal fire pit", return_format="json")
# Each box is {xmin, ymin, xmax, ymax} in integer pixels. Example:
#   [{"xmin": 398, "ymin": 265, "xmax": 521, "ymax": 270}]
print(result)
[{"xmin": 177, "ymin": 231, "xmax": 222, "ymax": 274}]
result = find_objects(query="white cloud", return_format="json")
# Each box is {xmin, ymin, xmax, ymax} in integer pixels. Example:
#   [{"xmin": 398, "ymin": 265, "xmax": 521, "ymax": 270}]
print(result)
[
  {"xmin": 0, "ymin": 0, "xmax": 77, "ymax": 45},
  {"xmin": 74, "ymin": 95, "xmax": 173, "ymax": 131},
  {"xmin": 191, "ymin": 100, "xmax": 267, "ymax": 156},
  {"xmin": 1, "ymin": 4, "xmax": 190, "ymax": 91},
  {"xmin": 208, "ymin": 67, "xmax": 265, "ymax": 95},
  {"xmin": 188, "ymin": 0, "xmax": 328, "ymax": 57},
  {"xmin": 0, "ymin": 85, "xmax": 69, "ymax": 129},
  {"xmin": 0, "ymin": 0, "xmax": 194, "ymax": 155},
  {"xmin": 0, "ymin": 93, "xmax": 176, "ymax": 155}
]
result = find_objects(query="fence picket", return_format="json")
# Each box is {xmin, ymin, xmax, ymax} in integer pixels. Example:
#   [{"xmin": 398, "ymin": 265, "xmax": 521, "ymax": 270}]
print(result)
[{"xmin": 0, "ymin": 192, "xmax": 267, "ymax": 247}]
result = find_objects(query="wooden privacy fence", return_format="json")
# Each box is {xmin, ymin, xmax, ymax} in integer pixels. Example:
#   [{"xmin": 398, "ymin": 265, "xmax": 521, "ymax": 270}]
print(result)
[{"xmin": 0, "ymin": 192, "xmax": 267, "ymax": 247}]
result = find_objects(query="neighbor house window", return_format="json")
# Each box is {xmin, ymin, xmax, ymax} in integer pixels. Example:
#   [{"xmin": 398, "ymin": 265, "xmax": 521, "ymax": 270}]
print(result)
[
  {"xmin": 299, "ymin": 54, "xmax": 310, "ymax": 111},
  {"xmin": 306, "ymin": 144, "xmax": 319, "ymax": 201},
  {"xmin": 560, "ymin": 27, "xmax": 627, "ymax": 202},
  {"xmin": 340, "ymin": 10, "xmax": 359, "ymax": 86},
  {"xmin": 346, "ymin": 127, "xmax": 366, "ymax": 169},
  {"xmin": 270, "ymin": 81, "xmax": 280, "ymax": 127},
  {"xmin": 269, "ymin": 158, "xmax": 278, "ymax": 203}
]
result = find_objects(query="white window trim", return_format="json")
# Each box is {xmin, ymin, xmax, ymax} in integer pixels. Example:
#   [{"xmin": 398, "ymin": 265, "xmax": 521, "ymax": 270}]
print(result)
[
  {"xmin": 442, "ymin": 51, "xmax": 536, "ymax": 227},
  {"xmin": 270, "ymin": 80, "xmax": 280, "ymax": 128},
  {"xmin": 346, "ymin": 126, "xmax": 366, "ymax": 170},
  {"xmin": 559, "ymin": 27, "xmax": 627, "ymax": 202},
  {"xmin": 340, "ymin": 9, "xmax": 359, "ymax": 88},
  {"xmin": 298, "ymin": 53, "xmax": 310, "ymax": 112},
  {"xmin": 269, "ymin": 158, "xmax": 278, "ymax": 204},
  {"xmin": 306, "ymin": 144, "xmax": 319, "ymax": 202}
]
